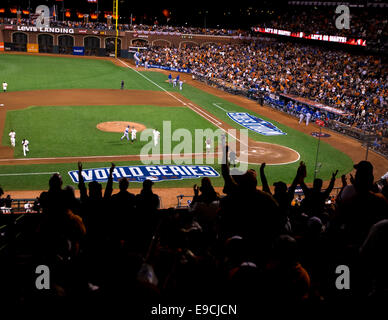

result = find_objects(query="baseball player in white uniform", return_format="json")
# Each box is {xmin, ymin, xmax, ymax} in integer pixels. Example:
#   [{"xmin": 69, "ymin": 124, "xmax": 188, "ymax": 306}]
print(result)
[
  {"xmin": 121, "ymin": 126, "xmax": 130, "ymax": 141},
  {"xmin": 205, "ymin": 138, "xmax": 211, "ymax": 153},
  {"xmin": 305, "ymin": 112, "xmax": 312, "ymax": 126},
  {"xmin": 2, "ymin": 81, "xmax": 8, "ymax": 92},
  {"xmin": 299, "ymin": 111, "xmax": 304, "ymax": 124},
  {"xmin": 179, "ymin": 80, "xmax": 183, "ymax": 90},
  {"xmin": 9, "ymin": 130, "xmax": 16, "ymax": 147},
  {"xmin": 131, "ymin": 126, "xmax": 137, "ymax": 143},
  {"xmin": 172, "ymin": 78, "xmax": 177, "ymax": 87},
  {"xmin": 22, "ymin": 139, "xmax": 29, "ymax": 156},
  {"xmin": 153, "ymin": 129, "xmax": 160, "ymax": 147}
]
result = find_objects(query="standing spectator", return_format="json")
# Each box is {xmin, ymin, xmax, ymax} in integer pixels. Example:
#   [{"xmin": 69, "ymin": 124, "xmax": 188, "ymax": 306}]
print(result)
[
  {"xmin": 136, "ymin": 179, "xmax": 160, "ymax": 212},
  {"xmin": 335, "ymin": 161, "xmax": 388, "ymax": 247}
]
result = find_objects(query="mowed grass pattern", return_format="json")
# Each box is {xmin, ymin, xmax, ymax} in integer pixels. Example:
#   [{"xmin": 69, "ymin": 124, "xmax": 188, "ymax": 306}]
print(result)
[{"xmin": 0, "ymin": 54, "xmax": 158, "ymax": 91}]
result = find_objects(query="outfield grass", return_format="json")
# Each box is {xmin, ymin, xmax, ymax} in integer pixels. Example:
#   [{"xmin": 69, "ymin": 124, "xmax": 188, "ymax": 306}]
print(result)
[
  {"xmin": 0, "ymin": 54, "xmax": 354, "ymax": 190},
  {"xmin": 0, "ymin": 54, "xmax": 158, "ymax": 91}
]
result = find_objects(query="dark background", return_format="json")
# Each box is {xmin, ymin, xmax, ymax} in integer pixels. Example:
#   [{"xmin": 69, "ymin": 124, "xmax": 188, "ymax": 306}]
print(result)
[{"xmin": 0, "ymin": 0, "xmax": 380, "ymax": 29}]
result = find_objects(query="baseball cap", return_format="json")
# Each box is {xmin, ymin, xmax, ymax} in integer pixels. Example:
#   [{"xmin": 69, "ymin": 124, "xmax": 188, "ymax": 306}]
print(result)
[{"xmin": 353, "ymin": 160, "xmax": 373, "ymax": 174}]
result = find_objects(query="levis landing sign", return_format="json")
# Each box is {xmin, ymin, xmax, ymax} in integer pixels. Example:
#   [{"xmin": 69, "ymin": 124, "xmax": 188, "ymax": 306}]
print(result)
[
  {"xmin": 16, "ymin": 26, "xmax": 75, "ymax": 34},
  {"xmin": 68, "ymin": 165, "xmax": 220, "ymax": 183}
]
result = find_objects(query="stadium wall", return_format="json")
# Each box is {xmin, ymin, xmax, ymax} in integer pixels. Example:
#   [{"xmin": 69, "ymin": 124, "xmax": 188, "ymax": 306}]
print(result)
[{"xmin": 0, "ymin": 24, "xmax": 251, "ymax": 57}]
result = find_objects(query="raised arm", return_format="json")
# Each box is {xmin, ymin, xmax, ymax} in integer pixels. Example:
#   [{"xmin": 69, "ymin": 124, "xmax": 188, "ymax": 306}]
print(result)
[
  {"xmin": 221, "ymin": 144, "xmax": 237, "ymax": 194},
  {"xmin": 297, "ymin": 162, "xmax": 310, "ymax": 196},
  {"xmin": 323, "ymin": 170, "xmax": 338, "ymax": 198},
  {"xmin": 190, "ymin": 184, "xmax": 200, "ymax": 208},
  {"xmin": 259, "ymin": 163, "xmax": 271, "ymax": 194},
  {"xmin": 77, "ymin": 161, "xmax": 88, "ymax": 202},
  {"xmin": 104, "ymin": 163, "xmax": 115, "ymax": 200},
  {"xmin": 287, "ymin": 162, "xmax": 304, "ymax": 201}
]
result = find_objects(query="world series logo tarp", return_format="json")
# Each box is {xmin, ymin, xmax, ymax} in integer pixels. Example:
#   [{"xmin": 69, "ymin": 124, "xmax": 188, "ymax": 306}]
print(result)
[
  {"xmin": 227, "ymin": 112, "xmax": 286, "ymax": 136},
  {"xmin": 68, "ymin": 165, "xmax": 220, "ymax": 183}
]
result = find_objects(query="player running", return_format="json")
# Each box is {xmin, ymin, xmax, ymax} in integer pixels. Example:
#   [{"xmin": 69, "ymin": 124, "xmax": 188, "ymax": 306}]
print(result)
[{"xmin": 121, "ymin": 125, "xmax": 130, "ymax": 141}]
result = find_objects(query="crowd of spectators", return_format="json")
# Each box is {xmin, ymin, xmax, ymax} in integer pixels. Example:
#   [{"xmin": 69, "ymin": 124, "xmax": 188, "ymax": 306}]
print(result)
[
  {"xmin": 1, "ymin": 148, "xmax": 388, "ymax": 313},
  {"xmin": 1, "ymin": 17, "xmax": 250, "ymax": 36},
  {"xmin": 259, "ymin": 7, "xmax": 387, "ymax": 45},
  {"xmin": 143, "ymin": 41, "xmax": 387, "ymax": 135}
]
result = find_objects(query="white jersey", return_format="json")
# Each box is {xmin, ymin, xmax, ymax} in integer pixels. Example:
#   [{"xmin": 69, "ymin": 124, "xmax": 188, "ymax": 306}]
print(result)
[
  {"xmin": 9, "ymin": 131, "xmax": 15, "ymax": 139},
  {"xmin": 23, "ymin": 139, "xmax": 29, "ymax": 147},
  {"xmin": 131, "ymin": 128, "xmax": 137, "ymax": 138},
  {"xmin": 2, "ymin": 82, "xmax": 7, "ymax": 91}
]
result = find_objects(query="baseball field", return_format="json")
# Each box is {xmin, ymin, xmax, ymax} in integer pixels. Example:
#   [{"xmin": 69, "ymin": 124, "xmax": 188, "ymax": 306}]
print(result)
[{"xmin": 1, "ymin": 52, "xmax": 377, "ymax": 203}]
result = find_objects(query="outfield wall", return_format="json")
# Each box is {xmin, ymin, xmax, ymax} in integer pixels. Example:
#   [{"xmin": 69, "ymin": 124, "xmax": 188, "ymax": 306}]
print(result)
[{"xmin": 0, "ymin": 24, "xmax": 253, "ymax": 57}]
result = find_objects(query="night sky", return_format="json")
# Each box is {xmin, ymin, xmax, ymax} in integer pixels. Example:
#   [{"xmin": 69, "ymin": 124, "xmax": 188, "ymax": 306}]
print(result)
[{"xmin": 0, "ymin": 0, "xmax": 378, "ymax": 29}]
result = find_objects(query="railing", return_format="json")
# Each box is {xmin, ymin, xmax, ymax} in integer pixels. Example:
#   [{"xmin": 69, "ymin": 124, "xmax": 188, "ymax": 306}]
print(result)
[{"xmin": 1, "ymin": 198, "xmax": 39, "ymax": 215}]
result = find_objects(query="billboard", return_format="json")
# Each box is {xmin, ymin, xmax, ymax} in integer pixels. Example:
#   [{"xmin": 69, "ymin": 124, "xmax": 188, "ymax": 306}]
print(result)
[
  {"xmin": 27, "ymin": 43, "xmax": 39, "ymax": 53},
  {"xmin": 254, "ymin": 27, "xmax": 366, "ymax": 47},
  {"xmin": 227, "ymin": 112, "xmax": 286, "ymax": 136},
  {"xmin": 72, "ymin": 46, "xmax": 85, "ymax": 55},
  {"xmin": 68, "ymin": 165, "xmax": 220, "ymax": 183}
]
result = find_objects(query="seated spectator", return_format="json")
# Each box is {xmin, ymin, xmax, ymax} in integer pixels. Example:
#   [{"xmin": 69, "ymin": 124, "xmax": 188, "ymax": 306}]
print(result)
[
  {"xmin": 359, "ymin": 219, "xmax": 388, "ymax": 302},
  {"xmin": 263, "ymin": 234, "xmax": 311, "ymax": 303}
]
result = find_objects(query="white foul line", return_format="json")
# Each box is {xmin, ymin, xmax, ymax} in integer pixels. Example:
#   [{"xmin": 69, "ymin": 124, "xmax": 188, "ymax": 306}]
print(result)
[
  {"xmin": 0, "ymin": 153, "xmax": 221, "ymax": 162},
  {"xmin": 212, "ymin": 103, "xmax": 229, "ymax": 112},
  {"xmin": 116, "ymin": 59, "xmax": 303, "ymax": 161},
  {"xmin": 117, "ymin": 58, "xmax": 249, "ymax": 147},
  {"xmin": 188, "ymin": 103, "xmax": 221, "ymax": 125},
  {"xmin": 117, "ymin": 59, "xmax": 187, "ymax": 106}
]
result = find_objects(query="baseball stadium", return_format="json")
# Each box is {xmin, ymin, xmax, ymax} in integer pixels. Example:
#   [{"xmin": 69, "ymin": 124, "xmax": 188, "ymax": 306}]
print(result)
[{"xmin": 0, "ymin": 0, "xmax": 387, "ymax": 316}]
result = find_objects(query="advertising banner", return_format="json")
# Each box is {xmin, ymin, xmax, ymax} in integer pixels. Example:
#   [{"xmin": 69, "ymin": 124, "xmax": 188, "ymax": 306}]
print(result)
[
  {"xmin": 72, "ymin": 46, "xmax": 85, "ymax": 55},
  {"xmin": 227, "ymin": 112, "xmax": 286, "ymax": 136},
  {"xmin": 68, "ymin": 165, "xmax": 220, "ymax": 183},
  {"xmin": 254, "ymin": 27, "xmax": 366, "ymax": 47},
  {"xmin": 27, "ymin": 43, "xmax": 39, "ymax": 53}
]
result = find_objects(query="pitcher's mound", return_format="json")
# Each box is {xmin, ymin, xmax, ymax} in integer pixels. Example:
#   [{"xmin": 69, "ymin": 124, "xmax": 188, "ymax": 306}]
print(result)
[{"xmin": 97, "ymin": 121, "xmax": 146, "ymax": 133}]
